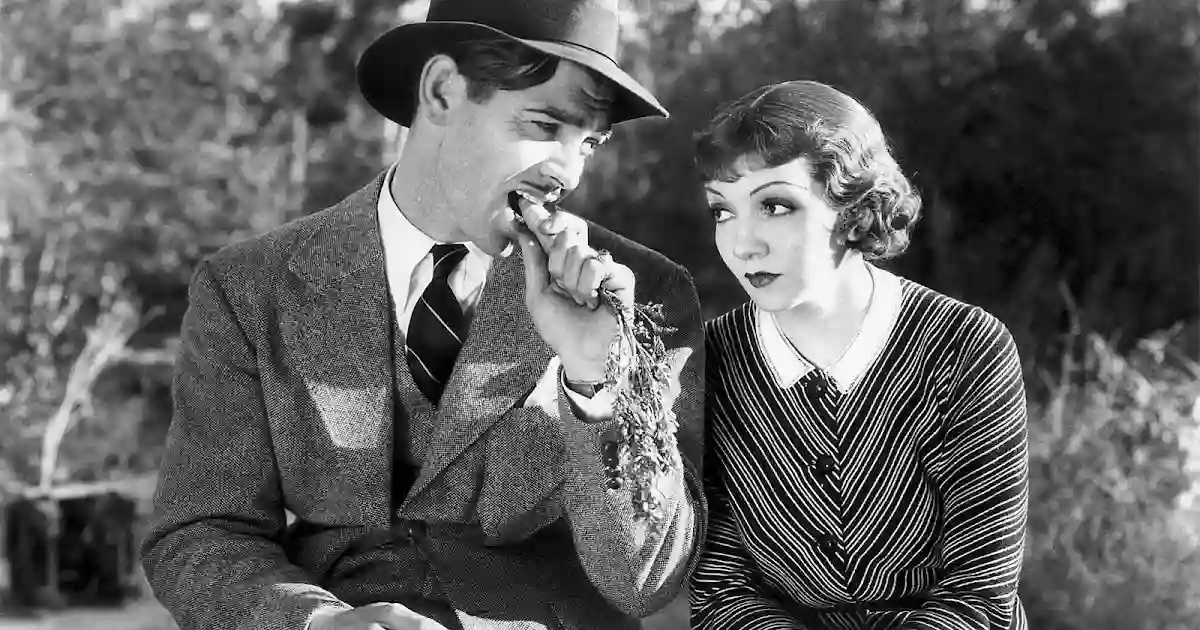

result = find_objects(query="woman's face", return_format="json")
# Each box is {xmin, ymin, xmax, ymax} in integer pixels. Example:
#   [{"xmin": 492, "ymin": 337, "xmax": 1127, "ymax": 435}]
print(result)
[{"xmin": 706, "ymin": 157, "xmax": 844, "ymax": 312}]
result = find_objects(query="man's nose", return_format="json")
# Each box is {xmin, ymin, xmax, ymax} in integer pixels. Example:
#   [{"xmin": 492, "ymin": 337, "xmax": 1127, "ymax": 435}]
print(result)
[{"xmin": 540, "ymin": 148, "xmax": 586, "ymax": 194}]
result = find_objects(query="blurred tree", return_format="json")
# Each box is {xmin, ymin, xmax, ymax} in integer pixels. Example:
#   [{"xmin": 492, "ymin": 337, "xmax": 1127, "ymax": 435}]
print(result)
[
  {"xmin": 2, "ymin": 0, "xmax": 303, "ymax": 332},
  {"xmin": 277, "ymin": 0, "xmax": 411, "ymax": 213},
  {"xmin": 0, "ymin": 0, "xmax": 418, "ymax": 484},
  {"xmin": 0, "ymin": 67, "xmax": 144, "ymax": 485},
  {"xmin": 1, "ymin": 0, "xmax": 411, "ymax": 330}
]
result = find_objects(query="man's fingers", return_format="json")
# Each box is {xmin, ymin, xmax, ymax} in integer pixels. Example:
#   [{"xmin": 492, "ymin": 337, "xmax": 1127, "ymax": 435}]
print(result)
[
  {"xmin": 518, "ymin": 200, "xmax": 584, "ymax": 249},
  {"xmin": 512, "ymin": 197, "xmax": 611, "ymax": 307},
  {"xmin": 538, "ymin": 211, "xmax": 571, "ymax": 237},
  {"xmin": 577, "ymin": 261, "xmax": 602, "ymax": 310},
  {"xmin": 518, "ymin": 234, "xmax": 550, "ymax": 298},
  {"xmin": 519, "ymin": 203, "xmax": 558, "ymax": 249},
  {"xmin": 601, "ymin": 260, "xmax": 635, "ymax": 308},
  {"xmin": 546, "ymin": 230, "xmax": 570, "ymax": 282},
  {"xmin": 561, "ymin": 243, "xmax": 592, "ymax": 296}
]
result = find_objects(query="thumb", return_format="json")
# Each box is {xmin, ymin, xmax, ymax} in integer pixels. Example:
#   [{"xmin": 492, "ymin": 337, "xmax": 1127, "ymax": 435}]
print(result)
[{"xmin": 519, "ymin": 233, "xmax": 549, "ymax": 296}]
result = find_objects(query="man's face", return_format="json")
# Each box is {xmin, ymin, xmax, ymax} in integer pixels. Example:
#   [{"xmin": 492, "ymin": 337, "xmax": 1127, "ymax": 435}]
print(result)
[{"xmin": 434, "ymin": 59, "xmax": 613, "ymax": 257}]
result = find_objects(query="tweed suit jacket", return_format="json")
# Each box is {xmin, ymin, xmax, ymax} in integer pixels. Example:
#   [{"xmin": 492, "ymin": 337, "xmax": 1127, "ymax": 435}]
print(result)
[{"xmin": 140, "ymin": 173, "xmax": 707, "ymax": 630}]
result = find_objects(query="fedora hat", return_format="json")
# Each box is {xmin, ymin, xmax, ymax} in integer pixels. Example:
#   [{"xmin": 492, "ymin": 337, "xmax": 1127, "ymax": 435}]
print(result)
[{"xmin": 356, "ymin": 0, "xmax": 668, "ymax": 128}]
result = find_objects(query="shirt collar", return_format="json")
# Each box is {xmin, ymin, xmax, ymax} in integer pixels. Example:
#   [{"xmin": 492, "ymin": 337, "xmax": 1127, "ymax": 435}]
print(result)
[{"xmin": 755, "ymin": 265, "xmax": 903, "ymax": 393}]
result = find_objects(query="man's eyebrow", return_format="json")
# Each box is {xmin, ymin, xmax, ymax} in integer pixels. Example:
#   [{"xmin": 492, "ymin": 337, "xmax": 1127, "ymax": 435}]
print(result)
[{"xmin": 527, "ymin": 105, "xmax": 612, "ymax": 136}]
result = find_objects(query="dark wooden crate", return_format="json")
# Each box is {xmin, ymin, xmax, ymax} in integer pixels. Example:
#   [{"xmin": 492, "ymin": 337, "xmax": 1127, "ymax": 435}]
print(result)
[{"xmin": 4, "ymin": 490, "xmax": 140, "ymax": 610}]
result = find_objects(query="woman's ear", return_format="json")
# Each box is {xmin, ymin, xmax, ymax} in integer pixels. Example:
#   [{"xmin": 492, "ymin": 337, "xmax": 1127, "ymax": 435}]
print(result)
[
  {"xmin": 415, "ymin": 54, "xmax": 467, "ymax": 127},
  {"xmin": 837, "ymin": 206, "xmax": 870, "ymax": 244}
]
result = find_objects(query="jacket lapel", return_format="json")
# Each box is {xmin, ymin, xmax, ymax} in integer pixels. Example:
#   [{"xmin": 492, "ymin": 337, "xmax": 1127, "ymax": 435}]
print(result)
[
  {"xmin": 280, "ymin": 173, "xmax": 396, "ymax": 527},
  {"xmin": 407, "ymin": 246, "xmax": 555, "ymax": 500}
]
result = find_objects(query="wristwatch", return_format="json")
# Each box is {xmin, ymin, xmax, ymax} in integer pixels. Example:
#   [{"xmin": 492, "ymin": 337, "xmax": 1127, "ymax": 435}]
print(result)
[{"xmin": 565, "ymin": 378, "xmax": 605, "ymax": 399}]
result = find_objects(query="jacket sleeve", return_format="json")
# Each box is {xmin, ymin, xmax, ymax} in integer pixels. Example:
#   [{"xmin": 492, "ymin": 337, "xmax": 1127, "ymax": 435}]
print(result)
[
  {"xmin": 896, "ymin": 310, "xmax": 1029, "ymax": 629},
  {"xmin": 140, "ymin": 261, "xmax": 352, "ymax": 630},
  {"xmin": 553, "ymin": 263, "xmax": 708, "ymax": 619}
]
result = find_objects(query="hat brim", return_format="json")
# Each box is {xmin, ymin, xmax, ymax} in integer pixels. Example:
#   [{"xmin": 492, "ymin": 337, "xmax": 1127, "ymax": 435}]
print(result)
[{"xmin": 357, "ymin": 21, "xmax": 668, "ymax": 128}]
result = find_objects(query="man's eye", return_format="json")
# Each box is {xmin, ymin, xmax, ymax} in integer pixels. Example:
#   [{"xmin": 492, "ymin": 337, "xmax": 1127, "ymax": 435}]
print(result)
[{"xmin": 533, "ymin": 121, "xmax": 560, "ymax": 135}]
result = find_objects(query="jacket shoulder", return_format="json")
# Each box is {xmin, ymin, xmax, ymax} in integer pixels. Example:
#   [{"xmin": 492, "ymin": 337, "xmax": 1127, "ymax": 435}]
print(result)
[
  {"xmin": 586, "ymin": 220, "xmax": 691, "ymax": 290},
  {"xmin": 202, "ymin": 174, "xmax": 385, "ymax": 284}
]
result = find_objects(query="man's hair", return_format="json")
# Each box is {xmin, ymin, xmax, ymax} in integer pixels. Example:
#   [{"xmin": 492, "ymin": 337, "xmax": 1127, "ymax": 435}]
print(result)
[
  {"xmin": 694, "ymin": 80, "xmax": 922, "ymax": 260},
  {"xmin": 418, "ymin": 39, "xmax": 614, "ymax": 116}
]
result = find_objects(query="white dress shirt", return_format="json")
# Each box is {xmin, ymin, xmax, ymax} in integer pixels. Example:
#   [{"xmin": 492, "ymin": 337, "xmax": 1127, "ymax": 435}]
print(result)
[{"xmin": 376, "ymin": 165, "xmax": 612, "ymax": 418}]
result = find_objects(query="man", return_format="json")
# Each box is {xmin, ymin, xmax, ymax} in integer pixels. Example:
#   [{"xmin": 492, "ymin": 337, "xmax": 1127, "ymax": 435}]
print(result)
[{"xmin": 139, "ymin": 0, "xmax": 706, "ymax": 629}]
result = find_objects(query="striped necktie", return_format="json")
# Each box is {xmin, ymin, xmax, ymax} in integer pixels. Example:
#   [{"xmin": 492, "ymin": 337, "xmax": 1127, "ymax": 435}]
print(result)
[{"xmin": 406, "ymin": 243, "xmax": 469, "ymax": 404}]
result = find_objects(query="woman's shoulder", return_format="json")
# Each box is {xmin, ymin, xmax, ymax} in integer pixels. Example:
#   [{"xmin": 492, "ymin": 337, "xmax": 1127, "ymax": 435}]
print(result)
[
  {"xmin": 885, "ymin": 282, "xmax": 1020, "ymax": 393},
  {"xmin": 703, "ymin": 302, "xmax": 756, "ymax": 345},
  {"xmin": 889, "ymin": 271, "xmax": 1012, "ymax": 347},
  {"xmin": 702, "ymin": 303, "xmax": 763, "ymax": 378}
]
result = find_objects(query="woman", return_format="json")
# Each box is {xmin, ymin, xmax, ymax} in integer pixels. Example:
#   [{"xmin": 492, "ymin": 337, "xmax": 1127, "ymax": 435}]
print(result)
[{"xmin": 690, "ymin": 80, "xmax": 1029, "ymax": 630}]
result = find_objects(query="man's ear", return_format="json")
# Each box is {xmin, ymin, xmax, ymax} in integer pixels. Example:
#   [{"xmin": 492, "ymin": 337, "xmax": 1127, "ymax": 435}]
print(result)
[{"xmin": 416, "ymin": 54, "xmax": 467, "ymax": 127}]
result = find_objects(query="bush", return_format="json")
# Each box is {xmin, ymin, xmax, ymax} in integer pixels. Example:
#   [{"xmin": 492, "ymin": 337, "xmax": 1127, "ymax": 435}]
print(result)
[{"xmin": 1020, "ymin": 325, "xmax": 1200, "ymax": 630}]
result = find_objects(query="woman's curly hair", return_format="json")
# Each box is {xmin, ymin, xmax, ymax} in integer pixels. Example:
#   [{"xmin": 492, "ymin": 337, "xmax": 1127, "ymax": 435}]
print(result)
[{"xmin": 694, "ymin": 80, "xmax": 922, "ymax": 260}]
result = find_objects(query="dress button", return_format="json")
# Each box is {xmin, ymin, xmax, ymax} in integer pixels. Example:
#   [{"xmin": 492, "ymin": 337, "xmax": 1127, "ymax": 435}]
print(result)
[
  {"xmin": 817, "ymin": 533, "xmax": 839, "ymax": 554},
  {"xmin": 406, "ymin": 521, "xmax": 426, "ymax": 539},
  {"xmin": 815, "ymin": 455, "xmax": 836, "ymax": 475},
  {"xmin": 805, "ymin": 374, "xmax": 827, "ymax": 397}
]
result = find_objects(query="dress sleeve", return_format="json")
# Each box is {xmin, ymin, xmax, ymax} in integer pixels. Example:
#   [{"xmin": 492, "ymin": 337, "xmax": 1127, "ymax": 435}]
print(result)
[{"xmin": 897, "ymin": 310, "xmax": 1029, "ymax": 629}]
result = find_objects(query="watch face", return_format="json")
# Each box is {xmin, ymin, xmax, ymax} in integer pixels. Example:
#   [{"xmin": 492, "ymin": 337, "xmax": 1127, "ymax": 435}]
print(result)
[{"xmin": 568, "ymin": 380, "xmax": 602, "ymax": 398}]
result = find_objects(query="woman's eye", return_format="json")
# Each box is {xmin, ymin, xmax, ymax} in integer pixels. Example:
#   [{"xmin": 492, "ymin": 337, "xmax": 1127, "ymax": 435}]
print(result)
[
  {"xmin": 763, "ymin": 200, "xmax": 795, "ymax": 216},
  {"xmin": 709, "ymin": 206, "xmax": 732, "ymax": 222}
]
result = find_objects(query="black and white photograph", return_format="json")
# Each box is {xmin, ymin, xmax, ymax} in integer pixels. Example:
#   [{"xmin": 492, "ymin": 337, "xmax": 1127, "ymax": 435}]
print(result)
[{"xmin": 0, "ymin": 0, "xmax": 1197, "ymax": 629}]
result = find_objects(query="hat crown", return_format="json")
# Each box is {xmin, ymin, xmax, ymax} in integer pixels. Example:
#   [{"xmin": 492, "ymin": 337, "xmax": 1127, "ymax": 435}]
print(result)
[
  {"xmin": 426, "ymin": 0, "xmax": 620, "ymax": 58},
  {"xmin": 356, "ymin": 0, "xmax": 665, "ymax": 128}
]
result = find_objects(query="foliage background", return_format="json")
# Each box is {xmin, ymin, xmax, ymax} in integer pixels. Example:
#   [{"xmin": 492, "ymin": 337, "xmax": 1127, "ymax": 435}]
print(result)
[{"xmin": 1, "ymin": 0, "xmax": 1198, "ymax": 628}]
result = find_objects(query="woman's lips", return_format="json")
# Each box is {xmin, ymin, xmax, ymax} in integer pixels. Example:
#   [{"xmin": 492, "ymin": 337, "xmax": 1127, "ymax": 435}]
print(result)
[{"xmin": 745, "ymin": 272, "xmax": 780, "ymax": 288}]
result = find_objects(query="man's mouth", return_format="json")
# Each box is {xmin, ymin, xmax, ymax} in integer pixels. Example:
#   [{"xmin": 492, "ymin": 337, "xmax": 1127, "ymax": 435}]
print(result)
[
  {"xmin": 745, "ymin": 272, "xmax": 780, "ymax": 288},
  {"xmin": 507, "ymin": 189, "xmax": 560, "ymax": 227}
]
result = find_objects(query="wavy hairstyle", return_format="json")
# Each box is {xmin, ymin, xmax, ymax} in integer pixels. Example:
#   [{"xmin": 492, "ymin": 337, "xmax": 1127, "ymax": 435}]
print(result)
[{"xmin": 695, "ymin": 80, "xmax": 921, "ymax": 259}]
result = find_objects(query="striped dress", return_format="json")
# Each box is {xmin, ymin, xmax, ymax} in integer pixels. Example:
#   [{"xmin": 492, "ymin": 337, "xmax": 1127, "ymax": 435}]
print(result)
[{"xmin": 691, "ymin": 268, "xmax": 1029, "ymax": 630}]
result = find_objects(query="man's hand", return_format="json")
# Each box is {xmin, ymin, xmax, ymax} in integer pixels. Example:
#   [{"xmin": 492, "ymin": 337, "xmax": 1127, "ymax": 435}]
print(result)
[
  {"xmin": 516, "ymin": 203, "xmax": 634, "ymax": 384},
  {"xmin": 308, "ymin": 603, "xmax": 450, "ymax": 630}
]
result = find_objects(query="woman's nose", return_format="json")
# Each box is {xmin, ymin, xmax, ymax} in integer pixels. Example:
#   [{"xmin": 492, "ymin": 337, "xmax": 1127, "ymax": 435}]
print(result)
[{"xmin": 731, "ymin": 219, "xmax": 767, "ymax": 260}]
